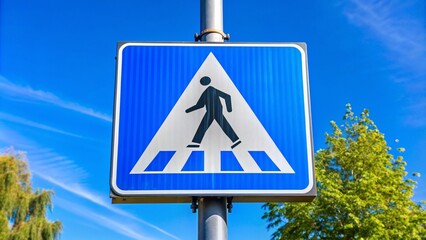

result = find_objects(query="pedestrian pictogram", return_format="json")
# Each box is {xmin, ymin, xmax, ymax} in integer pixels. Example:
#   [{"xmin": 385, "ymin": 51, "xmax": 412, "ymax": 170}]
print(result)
[{"xmin": 185, "ymin": 76, "xmax": 241, "ymax": 149}]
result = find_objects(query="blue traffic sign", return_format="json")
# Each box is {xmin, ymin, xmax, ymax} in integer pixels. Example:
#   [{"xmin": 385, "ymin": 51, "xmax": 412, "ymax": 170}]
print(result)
[{"xmin": 110, "ymin": 43, "xmax": 315, "ymax": 202}]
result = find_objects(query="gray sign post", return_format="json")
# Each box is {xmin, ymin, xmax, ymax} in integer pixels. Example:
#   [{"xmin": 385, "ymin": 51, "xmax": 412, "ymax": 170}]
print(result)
[{"xmin": 197, "ymin": 1, "xmax": 229, "ymax": 239}]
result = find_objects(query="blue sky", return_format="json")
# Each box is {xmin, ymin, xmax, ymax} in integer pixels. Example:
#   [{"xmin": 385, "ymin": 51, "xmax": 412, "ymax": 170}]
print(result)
[{"xmin": 0, "ymin": 0, "xmax": 425, "ymax": 239}]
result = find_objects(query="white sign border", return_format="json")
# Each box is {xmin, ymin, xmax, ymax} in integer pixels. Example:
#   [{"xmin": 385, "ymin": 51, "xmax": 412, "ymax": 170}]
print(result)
[{"xmin": 110, "ymin": 42, "xmax": 315, "ymax": 198}]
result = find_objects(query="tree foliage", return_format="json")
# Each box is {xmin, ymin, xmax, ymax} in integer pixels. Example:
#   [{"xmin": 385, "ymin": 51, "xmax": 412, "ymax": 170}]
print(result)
[
  {"xmin": 0, "ymin": 150, "xmax": 62, "ymax": 240},
  {"xmin": 263, "ymin": 104, "xmax": 426, "ymax": 239}
]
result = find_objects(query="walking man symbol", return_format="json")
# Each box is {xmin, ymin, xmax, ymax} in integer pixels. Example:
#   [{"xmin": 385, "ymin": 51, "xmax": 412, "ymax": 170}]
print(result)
[{"xmin": 186, "ymin": 76, "xmax": 242, "ymax": 149}]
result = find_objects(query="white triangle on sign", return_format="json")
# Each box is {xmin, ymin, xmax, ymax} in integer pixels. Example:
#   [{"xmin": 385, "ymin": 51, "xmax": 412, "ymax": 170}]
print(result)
[{"xmin": 130, "ymin": 52, "xmax": 295, "ymax": 174}]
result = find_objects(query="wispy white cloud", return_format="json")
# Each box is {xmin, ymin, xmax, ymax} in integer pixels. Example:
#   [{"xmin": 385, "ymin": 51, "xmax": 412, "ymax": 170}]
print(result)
[
  {"xmin": 29, "ymin": 148, "xmax": 89, "ymax": 184},
  {"xmin": 343, "ymin": 0, "xmax": 426, "ymax": 127},
  {"xmin": 0, "ymin": 75, "xmax": 112, "ymax": 122},
  {"xmin": 0, "ymin": 124, "xmax": 35, "ymax": 150},
  {"xmin": 35, "ymin": 171, "xmax": 181, "ymax": 240},
  {"xmin": 0, "ymin": 112, "xmax": 84, "ymax": 138},
  {"xmin": 56, "ymin": 197, "xmax": 156, "ymax": 240},
  {"xmin": 0, "ymin": 127, "xmax": 179, "ymax": 240},
  {"xmin": 344, "ymin": 0, "xmax": 426, "ymax": 72},
  {"xmin": 24, "ymin": 146, "xmax": 179, "ymax": 239}
]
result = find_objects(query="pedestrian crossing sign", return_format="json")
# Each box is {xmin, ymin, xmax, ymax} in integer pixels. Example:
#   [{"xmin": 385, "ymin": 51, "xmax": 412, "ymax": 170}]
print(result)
[{"xmin": 110, "ymin": 43, "xmax": 316, "ymax": 202}]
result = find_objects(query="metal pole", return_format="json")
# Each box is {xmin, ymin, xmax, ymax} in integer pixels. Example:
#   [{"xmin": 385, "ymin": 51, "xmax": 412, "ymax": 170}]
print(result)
[
  {"xmin": 198, "ymin": 197, "xmax": 228, "ymax": 240},
  {"xmin": 200, "ymin": 0, "xmax": 224, "ymax": 42},
  {"xmin": 197, "ymin": 1, "xmax": 228, "ymax": 240}
]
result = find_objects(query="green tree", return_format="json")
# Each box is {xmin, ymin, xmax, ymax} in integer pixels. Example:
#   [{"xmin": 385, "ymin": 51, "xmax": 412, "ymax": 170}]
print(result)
[
  {"xmin": 263, "ymin": 104, "xmax": 426, "ymax": 239},
  {"xmin": 0, "ymin": 150, "xmax": 62, "ymax": 240}
]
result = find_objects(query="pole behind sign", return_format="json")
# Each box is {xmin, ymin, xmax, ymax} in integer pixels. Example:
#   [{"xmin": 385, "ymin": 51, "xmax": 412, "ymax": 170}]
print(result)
[{"xmin": 197, "ymin": 0, "xmax": 230, "ymax": 239}]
